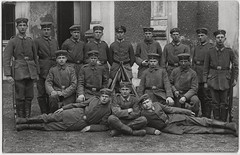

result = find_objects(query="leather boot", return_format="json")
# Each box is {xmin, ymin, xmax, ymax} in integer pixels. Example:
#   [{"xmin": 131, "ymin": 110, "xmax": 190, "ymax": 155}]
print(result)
[
  {"xmin": 204, "ymin": 103, "xmax": 212, "ymax": 118},
  {"xmin": 37, "ymin": 97, "xmax": 50, "ymax": 114},
  {"xmin": 25, "ymin": 100, "xmax": 32, "ymax": 118},
  {"xmin": 211, "ymin": 128, "xmax": 238, "ymax": 137},
  {"xmin": 220, "ymin": 106, "xmax": 228, "ymax": 122},
  {"xmin": 212, "ymin": 105, "xmax": 220, "ymax": 120},
  {"xmin": 16, "ymin": 124, "xmax": 45, "ymax": 131},
  {"xmin": 127, "ymin": 117, "xmax": 147, "ymax": 130},
  {"xmin": 16, "ymin": 101, "xmax": 25, "ymax": 118},
  {"xmin": 16, "ymin": 115, "xmax": 45, "ymax": 124},
  {"xmin": 109, "ymin": 129, "xmax": 122, "ymax": 137},
  {"xmin": 120, "ymin": 124, "xmax": 133, "ymax": 135},
  {"xmin": 132, "ymin": 129, "xmax": 146, "ymax": 136},
  {"xmin": 211, "ymin": 120, "xmax": 237, "ymax": 131}
]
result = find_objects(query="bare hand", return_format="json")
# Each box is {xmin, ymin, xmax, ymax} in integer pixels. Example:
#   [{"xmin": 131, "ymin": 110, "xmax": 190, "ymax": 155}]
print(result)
[
  {"xmin": 185, "ymin": 109, "xmax": 195, "ymax": 116},
  {"xmin": 83, "ymin": 115, "xmax": 87, "ymax": 120},
  {"xmin": 166, "ymin": 97, "xmax": 174, "ymax": 106},
  {"xmin": 57, "ymin": 91, "xmax": 63, "ymax": 96},
  {"xmin": 174, "ymin": 91, "xmax": 179, "ymax": 97},
  {"xmin": 51, "ymin": 91, "xmax": 58, "ymax": 96},
  {"xmin": 54, "ymin": 108, "xmax": 63, "ymax": 114},
  {"xmin": 204, "ymin": 83, "xmax": 208, "ymax": 89},
  {"xmin": 179, "ymin": 97, "xmax": 186, "ymax": 104},
  {"xmin": 154, "ymin": 130, "xmax": 161, "ymax": 135},
  {"xmin": 233, "ymin": 79, "xmax": 237, "ymax": 87},
  {"xmin": 81, "ymin": 126, "xmax": 90, "ymax": 132},
  {"xmin": 128, "ymin": 108, "xmax": 133, "ymax": 113},
  {"xmin": 6, "ymin": 76, "xmax": 14, "ymax": 83},
  {"xmin": 142, "ymin": 60, "xmax": 149, "ymax": 66},
  {"xmin": 76, "ymin": 94, "xmax": 85, "ymax": 102}
]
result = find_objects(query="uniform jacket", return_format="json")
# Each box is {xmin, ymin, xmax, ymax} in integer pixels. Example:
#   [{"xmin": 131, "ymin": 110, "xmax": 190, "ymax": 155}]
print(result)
[
  {"xmin": 203, "ymin": 46, "xmax": 238, "ymax": 90},
  {"xmin": 34, "ymin": 36, "xmax": 58, "ymax": 78},
  {"xmin": 135, "ymin": 39, "xmax": 162, "ymax": 78},
  {"xmin": 138, "ymin": 67, "xmax": 173, "ymax": 99},
  {"xmin": 45, "ymin": 64, "xmax": 77, "ymax": 98},
  {"xmin": 77, "ymin": 64, "xmax": 108, "ymax": 97},
  {"xmin": 170, "ymin": 67, "xmax": 198, "ymax": 99},
  {"xmin": 111, "ymin": 94, "xmax": 140, "ymax": 120},
  {"xmin": 161, "ymin": 42, "xmax": 190, "ymax": 68},
  {"xmin": 84, "ymin": 40, "xmax": 110, "ymax": 64},
  {"xmin": 3, "ymin": 34, "xmax": 39, "ymax": 80},
  {"xmin": 61, "ymin": 37, "xmax": 85, "ymax": 64},
  {"xmin": 109, "ymin": 39, "xmax": 135, "ymax": 66},
  {"xmin": 192, "ymin": 42, "xmax": 213, "ymax": 83}
]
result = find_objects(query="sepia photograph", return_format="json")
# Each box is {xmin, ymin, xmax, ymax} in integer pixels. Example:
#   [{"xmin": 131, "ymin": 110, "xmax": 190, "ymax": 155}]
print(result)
[{"xmin": 2, "ymin": 0, "xmax": 239, "ymax": 153}]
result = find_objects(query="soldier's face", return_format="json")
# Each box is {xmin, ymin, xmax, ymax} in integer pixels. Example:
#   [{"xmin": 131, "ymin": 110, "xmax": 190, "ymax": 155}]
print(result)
[
  {"xmin": 171, "ymin": 32, "xmax": 180, "ymax": 42},
  {"xmin": 198, "ymin": 33, "xmax": 207, "ymax": 43},
  {"xmin": 89, "ymin": 56, "xmax": 98, "ymax": 65},
  {"xmin": 116, "ymin": 31, "xmax": 125, "ymax": 40},
  {"xmin": 215, "ymin": 34, "xmax": 226, "ymax": 46},
  {"xmin": 149, "ymin": 59, "xmax": 158, "ymax": 67},
  {"xmin": 71, "ymin": 30, "xmax": 80, "ymax": 40},
  {"xmin": 120, "ymin": 87, "xmax": 131, "ymax": 98},
  {"xmin": 100, "ymin": 94, "xmax": 110, "ymax": 104},
  {"xmin": 144, "ymin": 32, "xmax": 153, "ymax": 40},
  {"xmin": 42, "ymin": 28, "xmax": 51, "ymax": 37},
  {"xmin": 56, "ymin": 56, "xmax": 67, "ymax": 66},
  {"xmin": 94, "ymin": 30, "xmax": 103, "ymax": 40},
  {"xmin": 17, "ymin": 22, "xmax": 28, "ymax": 34},
  {"xmin": 141, "ymin": 99, "xmax": 153, "ymax": 110},
  {"xmin": 179, "ymin": 60, "xmax": 190, "ymax": 69}
]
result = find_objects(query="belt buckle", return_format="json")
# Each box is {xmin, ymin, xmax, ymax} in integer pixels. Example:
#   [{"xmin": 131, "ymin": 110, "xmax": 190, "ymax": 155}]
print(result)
[
  {"xmin": 174, "ymin": 63, "xmax": 178, "ymax": 67},
  {"xmin": 24, "ymin": 56, "xmax": 29, "ymax": 60},
  {"xmin": 152, "ymin": 86, "xmax": 157, "ymax": 90},
  {"xmin": 196, "ymin": 61, "xmax": 200, "ymax": 65},
  {"xmin": 217, "ymin": 66, "xmax": 222, "ymax": 70},
  {"xmin": 77, "ymin": 61, "xmax": 80, "ymax": 64},
  {"xmin": 92, "ymin": 88, "xmax": 97, "ymax": 91}
]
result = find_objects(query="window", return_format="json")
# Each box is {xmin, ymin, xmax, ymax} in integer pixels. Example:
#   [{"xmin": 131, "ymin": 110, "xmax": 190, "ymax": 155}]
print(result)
[{"xmin": 2, "ymin": 3, "xmax": 15, "ymax": 40}]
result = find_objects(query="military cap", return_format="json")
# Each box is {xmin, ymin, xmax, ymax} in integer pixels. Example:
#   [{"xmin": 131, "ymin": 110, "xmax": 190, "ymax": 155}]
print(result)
[
  {"xmin": 213, "ymin": 29, "xmax": 226, "ymax": 37},
  {"xmin": 93, "ymin": 25, "xmax": 104, "ymax": 31},
  {"xmin": 196, "ymin": 28, "xmax": 208, "ymax": 35},
  {"xmin": 69, "ymin": 25, "xmax": 81, "ymax": 31},
  {"xmin": 138, "ymin": 94, "xmax": 150, "ymax": 105},
  {"xmin": 143, "ymin": 27, "xmax": 154, "ymax": 32},
  {"xmin": 100, "ymin": 88, "xmax": 112, "ymax": 96},
  {"xmin": 55, "ymin": 50, "xmax": 68, "ymax": 57},
  {"xmin": 87, "ymin": 50, "xmax": 99, "ymax": 57},
  {"xmin": 40, "ymin": 22, "xmax": 52, "ymax": 29},
  {"xmin": 170, "ymin": 28, "xmax": 180, "ymax": 34},
  {"xmin": 115, "ymin": 25, "xmax": 126, "ymax": 33},
  {"xmin": 148, "ymin": 53, "xmax": 160, "ymax": 60},
  {"xmin": 15, "ymin": 18, "xmax": 28, "ymax": 24},
  {"xmin": 177, "ymin": 53, "xmax": 190, "ymax": 61},
  {"xmin": 120, "ymin": 82, "xmax": 132, "ymax": 89}
]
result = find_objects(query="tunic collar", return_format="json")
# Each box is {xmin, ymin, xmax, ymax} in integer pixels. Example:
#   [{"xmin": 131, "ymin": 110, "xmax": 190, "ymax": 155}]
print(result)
[
  {"xmin": 17, "ymin": 34, "xmax": 27, "ymax": 40},
  {"xmin": 144, "ymin": 39, "xmax": 153, "ymax": 44},
  {"xmin": 43, "ymin": 36, "xmax": 52, "ymax": 41},
  {"xmin": 171, "ymin": 41, "xmax": 181, "ymax": 46},
  {"xmin": 94, "ymin": 40, "xmax": 102, "ymax": 44},
  {"xmin": 121, "ymin": 95, "xmax": 130, "ymax": 102},
  {"xmin": 117, "ymin": 39, "xmax": 125, "ymax": 43},
  {"xmin": 71, "ymin": 37, "xmax": 80, "ymax": 43},
  {"xmin": 57, "ymin": 64, "xmax": 67, "ymax": 70}
]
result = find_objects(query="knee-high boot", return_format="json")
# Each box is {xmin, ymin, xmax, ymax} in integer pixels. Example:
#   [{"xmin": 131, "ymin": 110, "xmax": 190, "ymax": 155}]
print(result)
[
  {"xmin": 16, "ymin": 124, "xmax": 45, "ymax": 131},
  {"xmin": 211, "ymin": 119, "xmax": 237, "ymax": 131},
  {"xmin": 211, "ymin": 128, "xmax": 238, "ymax": 137},
  {"xmin": 25, "ymin": 99, "xmax": 32, "ymax": 118},
  {"xmin": 37, "ymin": 97, "xmax": 50, "ymax": 114},
  {"xmin": 212, "ymin": 104, "xmax": 220, "ymax": 120},
  {"xmin": 16, "ymin": 115, "xmax": 45, "ymax": 124},
  {"xmin": 220, "ymin": 106, "xmax": 228, "ymax": 122},
  {"xmin": 16, "ymin": 100, "xmax": 25, "ymax": 118}
]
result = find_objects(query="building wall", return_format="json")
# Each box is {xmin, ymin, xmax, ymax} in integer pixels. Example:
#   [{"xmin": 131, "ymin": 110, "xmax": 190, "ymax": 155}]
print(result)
[{"xmin": 115, "ymin": 1, "xmax": 151, "ymax": 49}]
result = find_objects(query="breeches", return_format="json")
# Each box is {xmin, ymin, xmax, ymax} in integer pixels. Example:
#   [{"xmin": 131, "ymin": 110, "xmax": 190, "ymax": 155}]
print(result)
[
  {"xmin": 15, "ymin": 78, "xmax": 34, "ymax": 101},
  {"xmin": 209, "ymin": 88, "xmax": 228, "ymax": 108}
]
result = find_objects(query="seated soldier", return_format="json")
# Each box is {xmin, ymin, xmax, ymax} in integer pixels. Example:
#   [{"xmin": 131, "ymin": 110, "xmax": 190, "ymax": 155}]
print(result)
[
  {"xmin": 16, "ymin": 88, "xmax": 112, "ymax": 132},
  {"xmin": 139, "ymin": 94, "xmax": 237, "ymax": 137},
  {"xmin": 169, "ymin": 53, "xmax": 201, "ymax": 116},
  {"xmin": 108, "ymin": 82, "xmax": 147, "ymax": 137},
  {"xmin": 76, "ymin": 50, "xmax": 109, "ymax": 102},
  {"xmin": 138, "ymin": 53, "xmax": 174, "ymax": 105},
  {"xmin": 45, "ymin": 50, "xmax": 77, "ymax": 113}
]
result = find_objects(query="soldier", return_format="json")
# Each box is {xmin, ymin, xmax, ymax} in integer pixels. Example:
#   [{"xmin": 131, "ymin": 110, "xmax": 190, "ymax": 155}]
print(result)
[
  {"xmin": 34, "ymin": 21, "xmax": 59, "ymax": 114},
  {"xmin": 109, "ymin": 26, "xmax": 135, "ymax": 80},
  {"xmin": 108, "ymin": 82, "xmax": 147, "ymax": 137},
  {"xmin": 161, "ymin": 28, "xmax": 190, "ymax": 75},
  {"xmin": 84, "ymin": 25, "xmax": 110, "ymax": 73},
  {"xmin": 76, "ymin": 50, "xmax": 109, "ymax": 102},
  {"xmin": 169, "ymin": 53, "xmax": 201, "ymax": 116},
  {"xmin": 192, "ymin": 28, "xmax": 213, "ymax": 118},
  {"xmin": 135, "ymin": 27, "xmax": 162, "ymax": 78},
  {"xmin": 138, "ymin": 53, "xmax": 174, "ymax": 105},
  {"xmin": 15, "ymin": 88, "xmax": 112, "ymax": 132},
  {"xmin": 3, "ymin": 18, "xmax": 39, "ymax": 118},
  {"xmin": 61, "ymin": 25, "xmax": 85, "ymax": 75},
  {"xmin": 45, "ymin": 50, "xmax": 77, "ymax": 113},
  {"xmin": 139, "ymin": 94, "xmax": 237, "ymax": 136},
  {"xmin": 203, "ymin": 30, "xmax": 238, "ymax": 122}
]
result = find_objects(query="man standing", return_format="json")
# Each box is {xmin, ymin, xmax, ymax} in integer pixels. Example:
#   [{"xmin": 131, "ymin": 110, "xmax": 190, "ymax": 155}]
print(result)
[
  {"xmin": 76, "ymin": 50, "xmax": 109, "ymax": 102},
  {"xmin": 135, "ymin": 27, "xmax": 162, "ymax": 78},
  {"xmin": 84, "ymin": 25, "xmax": 110, "ymax": 73},
  {"xmin": 138, "ymin": 53, "xmax": 174, "ymax": 105},
  {"xmin": 109, "ymin": 26, "xmax": 135, "ymax": 80},
  {"xmin": 45, "ymin": 50, "xmax": 77, "ymax": 113},
  {"xmin": 108, "ymin": 82, "xmax": 147, "ymax": 137},
  {"xmin": 61, "ymin": 25, "xmax": 85, "ymax": 75},
  {"xmin": 192, "ymin": 28, "xmax": 213, "ymax": 118},
  {"xmin": 34, "ymin": 22, "xmax": 59, "ymax": 114},
  {"xmin": 139, "ymin": 94, "xmax": 237, "ymax": 136},
  {"xmin": 161, "ymin": 28, "xmax": 190, "ymax": 75},
  {"xmin": 3, "ymin": 18, "xmax": 39, "ymax": 118},
  {"xmin": 170, "ymin": 53, "xmax": 201, "ymax": 116},
  {"xmin": 16, "ymin": 88, "xmax": 112, "ymax": 132},
  {"xmin": 203, "ymin": 30, "xmax": 238, "ymax": 122}
]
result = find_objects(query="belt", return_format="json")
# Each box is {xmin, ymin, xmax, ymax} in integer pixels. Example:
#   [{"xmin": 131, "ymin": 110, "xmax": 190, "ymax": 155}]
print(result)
[
  {"xmin": 68, "ymin": 60, "xmax": 82, "ymax": 64},
  {"xmin": 21, "ymin": 56, "xmax": 33, "ymax": 61},
  {"xmin": 194, "ymin": 60, "xmax": 204, "ymax": 66},
  {"xmin": 113, "ymin": 60, "xmax": 130, "ymax": 65},
  {"xmin": 85, "ymin": 87, "xmax": 100, "ymax": 91},
  {"xmin": 145, "ymin": 86, "xmax": 158, "ymax": 90},
  {"xmin": 39, "ymin": 57, "xmax": 56, "ymax": 61},
  {"xmin": 168, "ymin": 62, "xmax": 179, "ymax": 67},
  {"xmin": 210, "ymin": 66, "xmax": 230, "ymax": 70}
]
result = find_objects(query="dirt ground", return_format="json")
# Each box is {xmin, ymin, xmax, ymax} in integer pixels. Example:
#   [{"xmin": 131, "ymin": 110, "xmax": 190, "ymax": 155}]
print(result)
[{"xmin": 2, "ymin": 81, "xmax": 239, "ymax": 153}]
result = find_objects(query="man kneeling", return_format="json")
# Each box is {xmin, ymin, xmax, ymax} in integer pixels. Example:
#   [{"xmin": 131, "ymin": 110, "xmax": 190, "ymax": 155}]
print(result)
[
  {"xmin": 16, "ymin": 88, "xmax": 112, "ymax": 132},
  {"xmin": 108, "ymin": 82, "xmax": 147, "ymax": 136},
  {"xmin": 139, "ymin": 94, "xmax": 237, "ymax": 136}
]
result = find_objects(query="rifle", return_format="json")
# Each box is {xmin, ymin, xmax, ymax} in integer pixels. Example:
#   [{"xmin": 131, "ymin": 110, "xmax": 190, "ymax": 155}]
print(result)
[
  {"xmin": 11, "ymin": 59, "xmax": 17, "ymax": 128},
  {"xmin": 228, "ymin": 66, "xmax": 235, "ymax": 122},
  {"xmin": 109, "ymin": 67, "xmax": 121, "ymax": 92}
]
